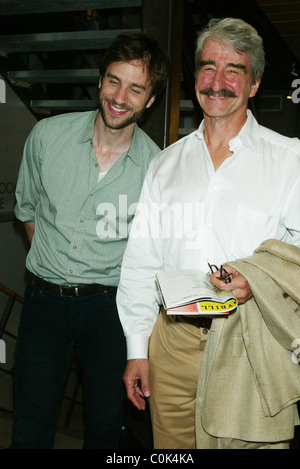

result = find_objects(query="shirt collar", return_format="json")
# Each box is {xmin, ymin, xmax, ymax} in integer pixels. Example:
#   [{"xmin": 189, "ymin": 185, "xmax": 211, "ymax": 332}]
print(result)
[
  {"xmin": 236, "ymin": 109, "xmax": 261, "ymax": 151},
  {"xmin": 125, "ymin": 125, "xmax": 144, "ymax": 166},
  {"xmin": 77, "ymin": 110, "xmax": 141, "ymax": 165},
  {"xmin": 195, "ymin": 109, "xmax": 260, "ymax": 152},
  {"xmin": 78, "ymin": 110, "xmax": 98, "ymax": 143}
]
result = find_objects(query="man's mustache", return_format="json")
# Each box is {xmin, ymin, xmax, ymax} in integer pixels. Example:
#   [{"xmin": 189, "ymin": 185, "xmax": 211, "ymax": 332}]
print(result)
[{"xmin": 200, "ymin": 88, "xmax": 237, "ymax": 98}]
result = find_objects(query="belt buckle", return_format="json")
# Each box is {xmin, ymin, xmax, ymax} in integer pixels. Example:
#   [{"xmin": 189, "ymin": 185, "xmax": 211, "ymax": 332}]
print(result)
[{"xmin": 59, "ymin": 285, "xmax": 79, "ymax": 297}]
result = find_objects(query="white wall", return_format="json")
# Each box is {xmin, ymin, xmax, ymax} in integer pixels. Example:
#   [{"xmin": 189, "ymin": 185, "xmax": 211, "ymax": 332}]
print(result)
[
  {"xmin": 0, "ymin": 81, "xmax": 37, "ymax": 411},
  {"xmin": 0, "ymin": 82, "xmax": 37, "ymax": 293}
]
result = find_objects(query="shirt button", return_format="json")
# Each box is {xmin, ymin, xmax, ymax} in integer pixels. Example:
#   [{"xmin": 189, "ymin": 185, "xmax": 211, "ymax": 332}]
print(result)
[
  {"xmin": 94, "ymin": 163, "xmax": 98, "ymax": 168},
  {"xmin": 73, "ymin": 245, "xmax": 77, "ymax": 250},
  {"xmin": 69, "ymin": 270, "xmax": 73, "ymax": 274},
  {"xmin": 202, "ymin": 328, "xmax": 208, "ymax": 335},
  {"xmin": 80, "ymin": 219, "xmax": 84, "ymax": 224}
]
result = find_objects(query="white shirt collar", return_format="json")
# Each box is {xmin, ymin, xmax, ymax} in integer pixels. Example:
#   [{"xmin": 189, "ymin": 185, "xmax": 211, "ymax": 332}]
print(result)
[{"xmin": 195, "ymin": 109, "xmax": 260, "ymax": 153}]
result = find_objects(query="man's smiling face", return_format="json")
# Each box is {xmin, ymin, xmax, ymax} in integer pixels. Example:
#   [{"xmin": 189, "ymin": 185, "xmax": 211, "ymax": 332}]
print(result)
[
  {"xmin": 195, "ymin": 39, "xmax": 260, "ymax": 120},
  {"xmin": 98, "ymin": 59, "xmax": 155, "ymax": 130}
]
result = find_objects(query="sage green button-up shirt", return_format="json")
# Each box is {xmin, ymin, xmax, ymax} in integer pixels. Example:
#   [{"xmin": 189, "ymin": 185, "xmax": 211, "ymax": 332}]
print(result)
[{"xmin": 14, "ymin": 110, "xmax": 160, "ymax": 286}]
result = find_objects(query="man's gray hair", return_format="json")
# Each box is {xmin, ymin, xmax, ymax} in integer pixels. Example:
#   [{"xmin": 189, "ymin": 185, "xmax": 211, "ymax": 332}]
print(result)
[{"xmin": 195, "ymin": 18, "xmax": 265, "ymax": 83}]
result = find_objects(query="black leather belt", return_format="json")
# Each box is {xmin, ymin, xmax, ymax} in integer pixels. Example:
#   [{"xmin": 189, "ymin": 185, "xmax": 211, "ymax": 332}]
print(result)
[
  {"xmin": 175, "ymin": 315, "xmax": 212, "ymax": 329},
  {"xmin": 29, "ymin": 274, "xmax": 115, "ymax": 297}
]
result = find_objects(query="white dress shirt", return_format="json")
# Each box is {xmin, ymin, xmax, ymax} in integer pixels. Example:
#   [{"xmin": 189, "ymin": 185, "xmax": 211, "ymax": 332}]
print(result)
[{"xmin": 117, "ymin": 110, "xmax": 300, "ymax": 359}]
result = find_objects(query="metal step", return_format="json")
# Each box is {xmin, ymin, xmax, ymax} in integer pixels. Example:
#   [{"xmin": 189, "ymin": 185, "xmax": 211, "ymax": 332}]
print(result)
[
  {"xmin": 8, "ymin": 69, "xmax": 99, "ymax": 86},
  {"xmin": 180, "ymin": 99, "xmax": 194, "ymax": 111},
  {"xmin": 0, "ymin": 29, "xmax": 140, "ymax": 54},
  {"xmin": 0, "ymin": 0, "xmax": 142, "ymax": 16},
  {"xmin": 178, "ymin": 128, "xmax": 197, "ymax": 136},
  {"xmin": 31, "ymin": 99, "xmax": 98, "ymax": 112}
]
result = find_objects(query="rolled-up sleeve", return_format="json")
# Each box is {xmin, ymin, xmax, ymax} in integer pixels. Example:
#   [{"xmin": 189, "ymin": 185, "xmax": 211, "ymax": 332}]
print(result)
[
  {"xmin": 14, "ymin": 121, "xmax": 43, "ymax": 222},
  {"xmin": 117, "ymin": 162, "xmax": 164, "ymax": 359}
]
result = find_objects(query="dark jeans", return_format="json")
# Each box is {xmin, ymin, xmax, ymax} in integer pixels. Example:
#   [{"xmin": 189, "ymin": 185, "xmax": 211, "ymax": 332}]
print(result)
[{"xmin": 10, "ymin": 281, "xmax": 126, "ymax": 449}]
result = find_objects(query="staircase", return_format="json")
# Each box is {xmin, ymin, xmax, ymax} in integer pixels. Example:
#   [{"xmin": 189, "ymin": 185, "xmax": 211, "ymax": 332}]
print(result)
[
  {"xmin": 0, "ymin": 0, "xmax": 205, "ymax": 147},
  {"xmin": 0, "ymin": 0, "xmax": 173, "ymax": 148},
  {"xmin": 0, "ymin": 1, "xmax": 143, "ymax": 118}
]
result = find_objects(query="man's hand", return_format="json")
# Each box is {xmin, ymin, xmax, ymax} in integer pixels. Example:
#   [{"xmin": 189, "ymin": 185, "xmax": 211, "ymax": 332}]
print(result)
[
  {"xmin": 123, "ymin": 359, "xmax": 150, "ymax": 410},
  {"xmin": 210, "ymin": 265, "xmax": 253, "ymax": 304}
]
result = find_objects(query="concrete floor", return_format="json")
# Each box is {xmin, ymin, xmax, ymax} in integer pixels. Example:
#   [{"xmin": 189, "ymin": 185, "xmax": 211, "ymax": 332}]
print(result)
[
  {"xmin": 0, "ymin": 397, "xmax": 153, "ymax": 449},
  {"xmin": 0, "ymin": 413, "xmax": 83, "ymax": 449},
  {"xmin": 0, "ymin": 404, "xmax": 84, "ymax": 449}
]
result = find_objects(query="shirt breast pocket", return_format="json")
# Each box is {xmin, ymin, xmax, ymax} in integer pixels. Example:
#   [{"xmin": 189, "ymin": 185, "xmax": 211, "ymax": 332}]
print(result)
[{"xmin": 229, "ymin": 204, "xmax": 273, "ymax": 258}]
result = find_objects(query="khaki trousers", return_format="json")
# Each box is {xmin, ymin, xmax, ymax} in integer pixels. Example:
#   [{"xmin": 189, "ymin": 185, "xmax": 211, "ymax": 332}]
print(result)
[
  {"xmin": 148, "ymin": 311, "xmax": 290, "ymax": 450},
  {"xmin": 148, "ymin": 311, "xmax": 209, "ymax": 449}
]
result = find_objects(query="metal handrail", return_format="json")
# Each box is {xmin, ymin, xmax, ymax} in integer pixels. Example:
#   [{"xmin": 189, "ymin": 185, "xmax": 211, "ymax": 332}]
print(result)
[
  {"xmin": 0, "ymin": 282, "xmax": 83, "ymax": 428},
  {"xmin": 0, "ymin": 283, "xmax": 23, "ymax": 304}
]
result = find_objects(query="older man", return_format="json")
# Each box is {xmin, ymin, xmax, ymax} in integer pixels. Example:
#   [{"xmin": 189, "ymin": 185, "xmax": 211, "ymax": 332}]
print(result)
[{"xmin": 117, "ymin": 18, "xmax": 300, "ymax": 449}]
